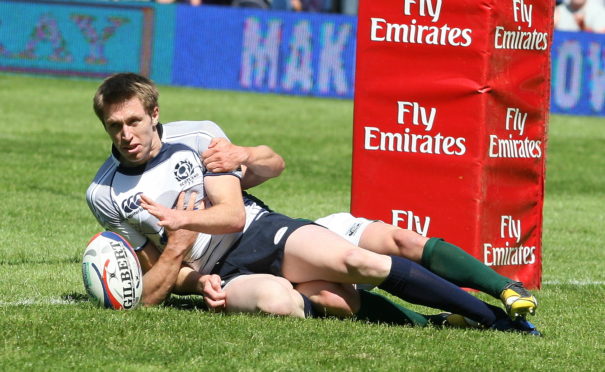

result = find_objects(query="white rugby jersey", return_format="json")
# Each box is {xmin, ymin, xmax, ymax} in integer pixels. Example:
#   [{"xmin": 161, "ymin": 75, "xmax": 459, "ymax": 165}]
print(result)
[{"xmin": 86, "ymin": 121, "xmax": 267, "ymax": 274}]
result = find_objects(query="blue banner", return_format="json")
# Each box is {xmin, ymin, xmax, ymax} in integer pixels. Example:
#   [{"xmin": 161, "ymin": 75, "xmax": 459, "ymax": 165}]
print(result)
[
  {"xmin": 551, "ymin": 31, "xmax": 605, "ymax": 116},
  {"xmin": 1, "ymin": 1, "xmax": 603, "ymax": 116},
  {"xmin": 0, "ymin": 0, "xmax": 173, "ymax": 83},
  {"xmin": 172, "ymin": 5, "xmax": 357, "ymax": 99}
]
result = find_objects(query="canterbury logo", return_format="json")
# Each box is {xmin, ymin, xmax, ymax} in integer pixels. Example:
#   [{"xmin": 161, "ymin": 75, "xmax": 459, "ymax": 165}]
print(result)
[{"xmin": 121, "ymin": 192, "xmax": 142, "ymax": 214}]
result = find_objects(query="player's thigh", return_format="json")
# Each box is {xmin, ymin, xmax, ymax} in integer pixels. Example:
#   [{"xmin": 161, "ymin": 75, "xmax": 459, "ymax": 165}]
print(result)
[
  {"xmin": 282, "ymin": 225, "xmax": 391, "ymax": 284},
  {"xmin": 223, "ymin": 274, "xmax": 302, "ymax": 316},
  {"xmin": 358, "ymin": 222, "xmax": 428, "ymax": 262}
]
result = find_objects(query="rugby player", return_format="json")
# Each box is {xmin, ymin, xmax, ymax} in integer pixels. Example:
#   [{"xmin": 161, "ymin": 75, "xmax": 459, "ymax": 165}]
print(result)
[
  {"xmin": 87, "ymin": 73, "xmax": 539, "ymax": 334},
  {"xmin": 201, "ymin": 137, "xmax": 538, "ymax": 320}
]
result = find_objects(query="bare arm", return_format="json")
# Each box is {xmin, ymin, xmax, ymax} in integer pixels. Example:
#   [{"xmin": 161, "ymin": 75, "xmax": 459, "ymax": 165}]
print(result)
[
  {"xmin": 174, "ymin": 266, "xmax": 226, "ymax": 310},
  {"xmin": 202, "ymin": 138, "xmax": 285, "ymax": 190},
  {"xmin": 140, "ymin": 175, "xmax": 245, "ymax": 233},
  {"xmin": 136, "ymin": 193, "xmax": 198, "ymax": 306}
]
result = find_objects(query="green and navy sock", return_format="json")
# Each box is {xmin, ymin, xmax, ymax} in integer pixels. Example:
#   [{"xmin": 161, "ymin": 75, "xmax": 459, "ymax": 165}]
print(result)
[{"xmin": 421, "ymin": 238, "xmax": 512, "ymax": 298}]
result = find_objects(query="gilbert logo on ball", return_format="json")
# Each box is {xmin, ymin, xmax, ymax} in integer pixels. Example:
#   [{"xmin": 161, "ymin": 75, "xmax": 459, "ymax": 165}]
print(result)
[{"xmin": 82, "ymin": 231, "xmax": 143, "ymax": 310}]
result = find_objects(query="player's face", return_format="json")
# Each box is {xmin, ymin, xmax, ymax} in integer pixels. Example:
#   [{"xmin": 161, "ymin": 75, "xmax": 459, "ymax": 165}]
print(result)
[{"xmin": 103, "ymin": 96, "xmax": 161, "ymax": 166}]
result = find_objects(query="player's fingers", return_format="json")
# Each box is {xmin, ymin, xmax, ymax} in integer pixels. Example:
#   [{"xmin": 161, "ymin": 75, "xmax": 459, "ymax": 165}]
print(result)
[
  {"xmin": 174, "ymin": 192, "xmax": 186, "ymax": 210},
  {"xmin": 205, "ymin": 298, "xmax": 226, "ymax": 311},
  {"xmin": 186, "ymin": 192, "xmax": 197, "ymax": 211},
  {"xmin": 139, "ymin": 201, "xmax": 155, "ymax": 214},
  {"xmin": 139, "ymin": 194, "xmax": 157, "ymax": 206},
  {"xmin": 205, "ymin": 293, "xmax": 226, "ymax": 303},
  {"xmin": 201, "ymin": 148, "xmax": 217, "ymax": 162},
  {"xmin": 207, "ymin": 287, "xmax": 226, "ymax": 300},
  {"xmin": 205, "ymin": 161, "xmax": 225, "ymax": 173},
  {"xmin": 202, "ymin": 159, "xmax": 212, "ymax": 169},
  {"xmin": 204, "ymin": 285, "xmax": 225, "ymax": 301},
  {"xmin": 195, "ymin": 197, "xmax": 207, "ymax": 211},
  {"xmin": 210, "ymin": 275, "xmax": 223, "ymax": 289}
]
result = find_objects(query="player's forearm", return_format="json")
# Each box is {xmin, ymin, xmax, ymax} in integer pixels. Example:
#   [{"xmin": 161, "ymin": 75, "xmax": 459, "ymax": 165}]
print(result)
[
  {"xmin": 242, "ymin": 145, "xmax": 285, "ymax": 178},
  {"xmin": 181, "ymin": 204, "xmax": 246, "ymax": 234},
  {"xmin": 140, "ymin": 248, "xmax": 186, "ymax": 305},
  {"xmin": 173, "ymin": 266, "xmax": 203, "ymax": 295},
  {"xmin": 240, "ymin": 146, "xmax": 285, "ymax": 189}
]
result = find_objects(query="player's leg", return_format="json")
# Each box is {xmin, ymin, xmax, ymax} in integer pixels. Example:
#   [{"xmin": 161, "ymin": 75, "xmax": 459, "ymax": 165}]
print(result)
[
  {"xmin": 223, "ymin": 272, "xmax": 429, "ymax": 326},
  {"xmin": 296, "ymin": 280, "xmax": 430, "ymax": 327},
  {"xmin": 222, "ymin": 274, "xmax": 307, "ymax": 318},
  {"xmin": 357, "ymin": 222, "xmax": 512, "ymax": 296},
  {"xmin": 357, "ymin": 221, "xmax": 427, "ymax": 261},
  {"xmin": 420, "ymin": 237, "xmax": 537, "ymax": 317},
  {"xmin": 360, "ymin": 224, "xmax": 537, "ymax": 318},
  {"xmin": 294, "ymin": 280, "xmax": 359, "ymax": 318},
  {"xmin": 316, "ymin": 213, "xmax": 426, "ymax": 261},
  {"xmin": 282, "ymin": 224, "xmax": 502, "ymax": 327},
  {"xmin": 321, "ymin": 213, "xmax": 537, "ymax": 318}
]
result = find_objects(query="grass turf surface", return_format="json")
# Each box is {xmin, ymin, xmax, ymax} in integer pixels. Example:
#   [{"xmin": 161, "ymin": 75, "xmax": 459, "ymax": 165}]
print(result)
[{"xmin": 0, "ymin": 73, "xmax": 603, "ymax": 371}]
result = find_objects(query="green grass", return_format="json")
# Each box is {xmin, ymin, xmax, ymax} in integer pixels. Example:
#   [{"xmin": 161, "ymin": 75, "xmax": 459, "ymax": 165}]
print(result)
[{"xmin": 0, "ymin": 73, "xmax": 604, "ymax": 371}]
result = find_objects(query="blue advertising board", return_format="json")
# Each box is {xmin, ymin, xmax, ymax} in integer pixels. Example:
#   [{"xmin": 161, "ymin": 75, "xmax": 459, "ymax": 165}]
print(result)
[
  {"xmin": 551, "ymin": 31, "xmax": 605, "ymax": 116},
  {"xmin": 0, "ymin": 1, "xmax": 603, "ymax": 116},
  {"xmin": 172, "ymin": 5, "xmax": 357, "ymax": 99},
  {"xmin": 0, "ymin": 0, "xmax": 174, "ymax": 83}
]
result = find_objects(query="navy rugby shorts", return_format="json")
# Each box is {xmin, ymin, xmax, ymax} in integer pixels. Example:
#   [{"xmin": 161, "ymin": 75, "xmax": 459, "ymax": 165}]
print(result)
[{"xmin": 211, "ymin": 212, "xmax": 315, "ymax": 283}]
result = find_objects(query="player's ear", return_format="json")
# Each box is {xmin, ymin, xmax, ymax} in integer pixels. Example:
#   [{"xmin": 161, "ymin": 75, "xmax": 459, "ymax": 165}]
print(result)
[{"xmin": 151, "ymin": 106, "xmax": 159, "ymax": 126}]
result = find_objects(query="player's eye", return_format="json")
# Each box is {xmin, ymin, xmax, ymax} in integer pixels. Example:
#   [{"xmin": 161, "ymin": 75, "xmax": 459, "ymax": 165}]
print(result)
[{"xmin": 107, "ymin": 122, "xmax": 121, "ymax": 131}]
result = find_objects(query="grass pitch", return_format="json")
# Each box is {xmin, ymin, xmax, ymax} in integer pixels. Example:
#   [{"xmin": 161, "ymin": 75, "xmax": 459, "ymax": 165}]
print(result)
[{"xmin": 0, "ymin": 73, "xmax": 603, "ymax": 371}]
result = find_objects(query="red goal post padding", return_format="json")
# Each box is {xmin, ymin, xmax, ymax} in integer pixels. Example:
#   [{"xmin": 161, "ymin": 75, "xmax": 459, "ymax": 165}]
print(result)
[{"xmin": 351, "ymin": 0, "xmax": 554, "ymax": 289}]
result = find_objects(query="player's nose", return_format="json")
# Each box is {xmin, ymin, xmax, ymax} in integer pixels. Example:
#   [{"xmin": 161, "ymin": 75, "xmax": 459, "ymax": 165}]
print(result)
[{"xmin": 121, "ymin": 125, "xmax": 134, "ymax": 141}]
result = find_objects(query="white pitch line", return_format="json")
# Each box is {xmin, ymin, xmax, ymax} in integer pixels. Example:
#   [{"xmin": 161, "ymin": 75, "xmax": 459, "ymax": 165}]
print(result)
[
  {"xmin": 543, "ymin": 280, "xmax": 605, "ymax": 286},
  {"xmin": 0, "ymin": 298, "xmax": 79, "ymax": 306}
]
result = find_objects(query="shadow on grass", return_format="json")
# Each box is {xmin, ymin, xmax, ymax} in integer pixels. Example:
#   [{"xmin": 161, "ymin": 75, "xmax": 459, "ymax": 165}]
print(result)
[
  {"xmin": 61, "ymin": 292, "xmax": 90, "ymax": 303},
  {"xmin": 61, "ymin": 291, "xmax": 208, "ymax": 311},
  {"xmin": 163, "ymin": 295, "xmax": 208, "ymax": 311}
]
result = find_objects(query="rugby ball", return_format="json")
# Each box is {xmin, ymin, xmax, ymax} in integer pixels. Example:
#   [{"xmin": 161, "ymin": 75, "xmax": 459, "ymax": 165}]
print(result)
[{"xmin": 82, "ymin": 231, "xmax": 143, "ymax": 310}]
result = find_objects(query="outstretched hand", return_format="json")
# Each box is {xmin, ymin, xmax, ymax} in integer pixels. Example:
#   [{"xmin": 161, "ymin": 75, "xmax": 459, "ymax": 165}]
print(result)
[
  {"xmin": 140, "ymin": 192, "xmax": 196, "ymax": 231},
  {"xmin": 202, "ymin": 137, "xmax": 247, "ymax": 173}
]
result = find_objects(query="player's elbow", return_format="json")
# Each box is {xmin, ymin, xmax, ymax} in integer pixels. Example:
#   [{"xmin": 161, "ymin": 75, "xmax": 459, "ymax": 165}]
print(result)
[
  {"xmin": 274, "ymin": 153, "xmax": 286, "ymax": 176},
  {"xmin": 261, "ymin": 145, "xmax": 286, "ymax": 176}
]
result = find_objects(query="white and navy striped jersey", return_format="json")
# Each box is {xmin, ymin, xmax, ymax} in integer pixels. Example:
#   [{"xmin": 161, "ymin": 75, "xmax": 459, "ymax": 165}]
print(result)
[{"xmin": 86, "ymin": 120, "xmax": 267, "ymax": 274}]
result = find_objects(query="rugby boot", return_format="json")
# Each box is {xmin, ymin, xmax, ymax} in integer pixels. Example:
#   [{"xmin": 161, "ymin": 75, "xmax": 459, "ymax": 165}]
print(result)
[
  {"xmin": 490, "ymin": 317, "xmax": 542, "ymax": 336},
  {"xmin": 500, "ymin": 281, "xmax": 538, "ymax": 319}
]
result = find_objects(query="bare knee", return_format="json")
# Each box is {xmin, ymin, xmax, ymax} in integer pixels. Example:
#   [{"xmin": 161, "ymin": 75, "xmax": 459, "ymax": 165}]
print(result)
[
  {"xmin": 342, "ymin": 249, "xmax": 390, "ymax": 283},
  {"xmin": 391, "ymin": 229, "xmax": 428, "ymax": 263},
  {"xmin": 256, "ymin": 283, "xmax": 303, "ymax": 317}
]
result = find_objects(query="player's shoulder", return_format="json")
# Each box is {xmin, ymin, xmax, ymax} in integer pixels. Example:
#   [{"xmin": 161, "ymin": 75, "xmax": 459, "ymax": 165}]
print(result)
[
  {"xmin": 162, "ymin": 120, "xmax": 227, "ymax": 140},
  {"xmin": 162, "ymin": 120, "xmax": 230, "ymax": 154},
  {"xmin": 86, "ymin": 156, "xmax": 120, "ymax": 223},
  {"xmin": 153, "ymin": 141, "xmax": 200, "ymax": 164},
  {"xmin": 87, "ymin": 156, "xmax": 118, "ymax": 194}
]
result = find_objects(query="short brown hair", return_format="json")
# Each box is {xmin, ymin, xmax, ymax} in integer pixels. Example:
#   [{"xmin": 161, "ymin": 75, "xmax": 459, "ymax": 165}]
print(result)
[{"xmin": 93, "ymin": 73, "xmax": 159, "ymax": 123}]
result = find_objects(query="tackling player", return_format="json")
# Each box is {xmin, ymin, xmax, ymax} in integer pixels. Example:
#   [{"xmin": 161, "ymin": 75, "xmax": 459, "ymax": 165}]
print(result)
[{"xmin": 201, "ymin": 137, "xmax": 538, "ymax": 320}]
